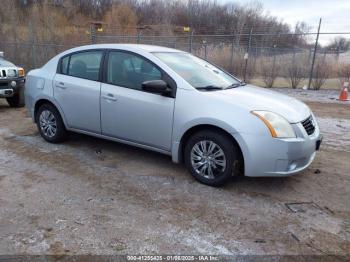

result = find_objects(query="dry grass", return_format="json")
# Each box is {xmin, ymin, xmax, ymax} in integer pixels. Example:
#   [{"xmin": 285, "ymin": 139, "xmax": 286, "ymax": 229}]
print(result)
[{"xmin": 250, "ymin": 77, "xmax": 342, "ymax": 90}]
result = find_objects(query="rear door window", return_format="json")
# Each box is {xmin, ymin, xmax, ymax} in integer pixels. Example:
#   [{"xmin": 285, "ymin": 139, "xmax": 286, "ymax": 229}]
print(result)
[{"xmin": 61, "ymin": 51, "xmax": 103, "ymax": 81}]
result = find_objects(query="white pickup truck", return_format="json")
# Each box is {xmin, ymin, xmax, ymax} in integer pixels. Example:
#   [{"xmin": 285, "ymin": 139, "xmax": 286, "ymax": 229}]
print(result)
[{"xmin": 0, "ymin": 52, "xmax": 25, "ymax": 107}]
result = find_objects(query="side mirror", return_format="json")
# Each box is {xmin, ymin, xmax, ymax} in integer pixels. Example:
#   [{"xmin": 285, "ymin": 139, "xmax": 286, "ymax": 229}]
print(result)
[{"xmin": 142, "ymin": 80, "xmax": 168, "ymax": 94}]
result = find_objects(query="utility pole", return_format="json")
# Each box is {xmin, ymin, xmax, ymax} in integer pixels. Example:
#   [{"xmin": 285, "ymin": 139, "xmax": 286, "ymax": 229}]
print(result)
[
  {"xmin": 243, "ymin": 28, "xmax": 253, "ymax": 82},
  {"xmin": 90, "ymin": 23, "xmax": 96, "ymax": 44},
  {"xmin": 29, "ymin": 18, "xmax": 36, "ymax": 69},
  {"xmin": 187, "ymin": 0, "xmax": 193, "ymax": 53},
  {"xmin": 308, "ymin": 18, "xmax": 322, "ymax": 89},
  {"xmin": 189, "ymin": 30, "xmax": 194, "ymax": 53},
  {"xmin": 137, "ymin": 31, "xmax": 142, "ymax": 44},
  {"xmin": 203, "ymin": 40, "xmax": 208, "ymax": 60}
]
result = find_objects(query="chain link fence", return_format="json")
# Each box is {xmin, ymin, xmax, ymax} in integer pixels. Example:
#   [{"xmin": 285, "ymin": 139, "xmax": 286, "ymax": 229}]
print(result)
[{"xmin": 1, "ymin": 25, "xmax": 349, "ymax": 90}]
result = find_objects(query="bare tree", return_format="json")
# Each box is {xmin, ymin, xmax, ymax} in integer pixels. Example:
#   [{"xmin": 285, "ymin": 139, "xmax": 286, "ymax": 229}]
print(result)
[
  {"xmin": 0, "ymin": 0, "xmax": 313, "ymax": 71},
  {"xmin": 326, "ymin": 37, "xmax": 350, "ymax": 52},
  {"xmin": 311, "ymin": 61, "xmax": 331, "ymax": 90},
  {"xmin": 104, "ymin": 3, "xmax": 137, "ymax": 35},
  {"xmin": 284, "ymin": 56, "xmax": 307, "ymax": 89},
  {"xmin": 336, "ymin": 63, "xmax": 350, "ymax": 84},
  {"xmin": 260, "ymin": 58, "xmax": 279, "ymax": 88}
]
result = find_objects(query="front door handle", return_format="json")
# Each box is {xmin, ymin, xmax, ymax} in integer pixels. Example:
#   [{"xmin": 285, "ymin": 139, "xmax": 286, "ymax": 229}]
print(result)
[{"xmin": 102, "ymin": 93, "xmax": 117, "ymax": 102}]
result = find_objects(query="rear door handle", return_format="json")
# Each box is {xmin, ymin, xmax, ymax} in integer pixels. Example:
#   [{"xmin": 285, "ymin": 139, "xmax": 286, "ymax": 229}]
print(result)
[
  {"xmin": 102, "ymin": 93, "xmax": 117, "ymax": 101},
  {"xmin": 55, "ymin": 82, "xmax": 67, "ymax": 89}
]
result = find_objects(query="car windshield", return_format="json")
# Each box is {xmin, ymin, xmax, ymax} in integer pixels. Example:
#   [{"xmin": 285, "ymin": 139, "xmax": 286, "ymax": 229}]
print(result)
[
  {"xmin": 153, "ymin": 52, "xmax": 242, "ymax": 90},
  {"xmin": 0, "ymin": 58, "xmax": 15, "ymax": 67}
]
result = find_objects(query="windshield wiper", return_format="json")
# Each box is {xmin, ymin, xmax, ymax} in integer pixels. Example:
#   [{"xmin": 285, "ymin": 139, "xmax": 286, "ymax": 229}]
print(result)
[
  {"xmin": 225, "ymin": 82, "xmax": 246, "ymax": 89},
  {"xmin": 196, "ymin": 85, "xmax": 224, "ymax": 91}
]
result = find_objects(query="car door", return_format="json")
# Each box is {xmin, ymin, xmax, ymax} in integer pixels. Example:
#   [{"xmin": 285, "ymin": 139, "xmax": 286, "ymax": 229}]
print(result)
[
  {"xmin": 53, "ymin": 50, "xmax": 103, "ymax": 133},
  {"xmin": 100, "ymin": 50, "xmax": 175, "ymax": 151}
]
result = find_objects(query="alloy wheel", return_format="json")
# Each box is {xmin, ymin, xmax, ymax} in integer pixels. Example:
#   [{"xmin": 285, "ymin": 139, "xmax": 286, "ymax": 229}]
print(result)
[
  {"xmin": 190, "ymin": 140, "xmax": 226, "ymax": 179},
  {"xmin": 39, "ymin": 110, "xmax": 57, "ymax": 138}
]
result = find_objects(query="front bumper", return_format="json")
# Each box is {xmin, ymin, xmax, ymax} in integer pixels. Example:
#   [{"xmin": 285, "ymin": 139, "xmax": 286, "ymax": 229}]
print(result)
[
  {"xmin": 234, "ymin": 121, "xmax": 322, "ymax": 177},
  {"xmin": 0, "ymin": 89, "xmax": 14, "ymax": 97},
  {"xmin": 0, "ymin": 77, "xmax": 25, "ymax": 98}
]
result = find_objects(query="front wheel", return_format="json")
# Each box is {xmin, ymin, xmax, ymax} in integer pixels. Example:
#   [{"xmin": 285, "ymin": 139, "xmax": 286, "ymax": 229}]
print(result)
[
  {"xmin": 36, "ymin": 104, "xmax": 67, "ymax": 143},
  {"xmin": 184, "ymin": 130, "xmax": 241, "ymax": 186}
]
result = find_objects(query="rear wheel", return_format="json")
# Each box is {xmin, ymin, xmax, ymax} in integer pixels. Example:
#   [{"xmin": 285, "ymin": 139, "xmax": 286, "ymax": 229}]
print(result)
[
  {"xmin": 6, "ymin": 88, "xmax": 25, "ymax": 107},
  {"xmin": 36, "ymin": 103, "xmax": 67, "ymax": 143},
  {"xmin": 184, "ymin": 130, "xmax": 241, "ymax": 186}
]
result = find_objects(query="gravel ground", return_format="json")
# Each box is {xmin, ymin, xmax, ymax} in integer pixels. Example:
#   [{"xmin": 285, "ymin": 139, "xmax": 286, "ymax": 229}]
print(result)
[{"xmin": 0, "ymin": 89, "xmax": 349, "ymax": 257}]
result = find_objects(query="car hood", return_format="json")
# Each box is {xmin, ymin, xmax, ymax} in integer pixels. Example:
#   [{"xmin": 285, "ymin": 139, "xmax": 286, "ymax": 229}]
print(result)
[
  {"xmin": 209, "ymin": 85, "xmax": 311, "ymax": 123},
  {"xmin": 0, "ymin": 59, "xmax": 15, "ymax": 67}
]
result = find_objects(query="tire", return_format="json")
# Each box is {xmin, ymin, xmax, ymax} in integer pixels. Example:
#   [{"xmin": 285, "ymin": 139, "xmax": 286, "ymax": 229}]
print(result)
[
  {"xmin": 184, "ymin": 130, "xmax": 241, "ymax": 187},
  {"xmin": 6, "ymin": 87, "xmax": 25, "ymax": 107},
  {"xmin": 36, "ymin": 103, "xmax": 67, "ymax": 143}
]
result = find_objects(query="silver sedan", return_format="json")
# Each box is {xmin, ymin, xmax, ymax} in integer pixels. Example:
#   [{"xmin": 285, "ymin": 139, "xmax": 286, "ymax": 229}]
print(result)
[{"xmin": 25, "ymin": 44, "xmax": 322, "ymax": 186}]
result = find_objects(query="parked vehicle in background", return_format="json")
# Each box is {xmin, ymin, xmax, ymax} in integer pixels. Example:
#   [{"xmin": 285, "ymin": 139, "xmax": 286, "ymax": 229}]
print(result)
[
  {"xmin": 25, "ymin": 44, "xmax": 322, "ymax": 186},
  {"xmin": 0, "ymin": 52, "xmax": 25, "ymax": 107}
]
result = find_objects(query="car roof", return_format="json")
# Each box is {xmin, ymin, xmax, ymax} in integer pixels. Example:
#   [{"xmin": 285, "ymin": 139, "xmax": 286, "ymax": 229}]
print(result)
[{"xmin": 65, "ymin": 44, "xmax": 184, "ymax": 54}]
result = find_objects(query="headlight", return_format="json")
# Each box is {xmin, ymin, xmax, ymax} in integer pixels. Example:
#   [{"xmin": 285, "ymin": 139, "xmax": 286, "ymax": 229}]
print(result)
[
  {"xmin": 7, "ymin": 69, "xmax": 16, "ymax": 77},
  {"xmin": 251, "ymin": 111, "xmax": 296, "ymax": 138},
  {"xmin": 18, "ymin": 68, "xmax": 25, "ymax": 77}
]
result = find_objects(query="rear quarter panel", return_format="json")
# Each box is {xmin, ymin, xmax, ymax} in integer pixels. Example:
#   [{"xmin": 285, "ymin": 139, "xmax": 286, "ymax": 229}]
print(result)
[{"xmin": 25, "ymin": 68, "xmax": 56, "ymax": 121}]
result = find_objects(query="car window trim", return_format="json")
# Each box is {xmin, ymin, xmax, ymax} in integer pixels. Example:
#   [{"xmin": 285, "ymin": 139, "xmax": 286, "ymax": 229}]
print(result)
[
  {"xmin": 102, "ymin": 49, "xmax": 177, "ymax": 98},
  {"xmin": 60, "ymin": 55, "xmax": 71, "ymax": 75},
  {"xmin": 57, "ymin": 49, "xmax": 106, "ymax": 83}
]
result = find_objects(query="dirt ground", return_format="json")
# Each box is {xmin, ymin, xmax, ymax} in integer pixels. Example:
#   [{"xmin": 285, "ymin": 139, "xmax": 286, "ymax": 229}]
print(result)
[{"xmin": 0, "ymin": 90, "xmax": 349, "ymax": 257}]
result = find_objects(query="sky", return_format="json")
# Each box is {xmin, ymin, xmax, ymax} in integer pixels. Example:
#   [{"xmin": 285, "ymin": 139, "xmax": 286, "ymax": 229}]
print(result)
[{"xmin": 221, "ymin": 0, "xmax": 350, "ymax": 44}]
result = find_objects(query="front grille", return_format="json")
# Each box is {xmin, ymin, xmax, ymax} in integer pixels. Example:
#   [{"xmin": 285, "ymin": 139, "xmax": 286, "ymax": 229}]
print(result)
[
  {"xmin": 0, "ymin": 69, "xmax": 6, "ymax": 78},
  {"xmin": 302, "ymin": 115, "xmax": 316, "ymax": 135},
  {"xmin": 0, "ymin": 69, "xmax": 18, "ymax": 78},
  {"xmin": 0, "ymin": 82, "xmax": 8, "ymax": 88}
]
